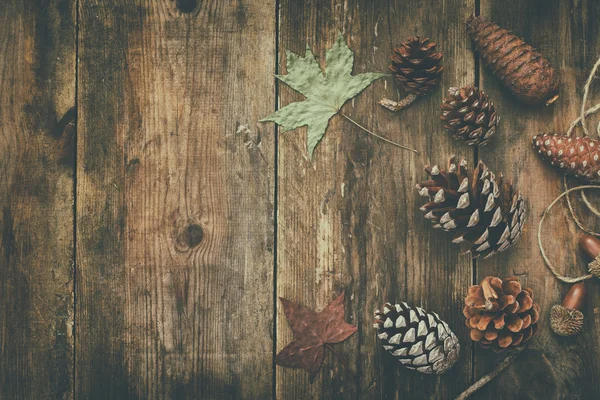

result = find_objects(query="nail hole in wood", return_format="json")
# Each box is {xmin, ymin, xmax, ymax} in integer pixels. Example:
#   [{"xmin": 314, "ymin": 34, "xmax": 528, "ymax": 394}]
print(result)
[{"xmin": 176, "ymin": 0, "xmax": 197, "ymax": 13}]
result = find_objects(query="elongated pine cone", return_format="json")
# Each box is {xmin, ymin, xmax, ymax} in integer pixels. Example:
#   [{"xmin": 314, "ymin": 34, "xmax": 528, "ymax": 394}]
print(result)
[
  {"xmin": 464, "ymin": 276, "xmax": 540, "ymax": 352},
  {"xmin": 417, "ymin": 156, "xmax": 526, "ymax": 258},
  {"xmin": 374, "ymin": 302, "xmax": 460, "ymax": 374},
  {"xmin": 532, "ymin": 133, "xmax": 600, "ymax": 182},
  {"xmin": 466, "ymin": 15, "xmax": 559, "ymax": 106},
  {"xmin": 441, "ymin": 86, "xmax": 499, "ymax": 146},
  {"xmin": 389, "ymin": 36, "xmax": 443, "ymax": 96}
]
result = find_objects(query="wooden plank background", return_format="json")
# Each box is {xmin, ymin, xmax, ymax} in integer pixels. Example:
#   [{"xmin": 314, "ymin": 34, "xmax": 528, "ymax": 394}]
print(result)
[
  {"xmin": 0, "ymin": 1, "xmax": 76, "ymax": 399},
  {"xmin": 1, "ymin": 0, "xmax": 600, "ymax": 399}
]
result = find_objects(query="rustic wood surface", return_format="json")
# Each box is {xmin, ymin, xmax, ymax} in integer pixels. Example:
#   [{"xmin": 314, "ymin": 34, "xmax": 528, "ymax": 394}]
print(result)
[
  {"xmin": 76, "ymin": 1, "xmax": 274, "ymax": 399},
  {"xmin": 2, "ymin": 0, "xmax": 600, "ymax": 399},
  {"xmin": 0, "ymin": 1, "xmax": 76, "ymax": 399}
]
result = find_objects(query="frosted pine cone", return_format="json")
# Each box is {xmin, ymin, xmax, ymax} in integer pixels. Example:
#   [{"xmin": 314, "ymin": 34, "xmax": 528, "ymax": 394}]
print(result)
[
  {"xmin": 464, "ymin": 276, "xmax": 540, "ymax": 352},
  {"xmin": 466, "ymin": 15, "xmax": 559, "ymax": 106},
  {"xmin": 532, "ymin": 133, "xmax": 600, "ymax": 182},
  {"xmin": 417, "ymin": 156, "xmax": 526, "ymax": 258},
  {"xmin": 374, "ymin": 302, "xmax": 460, "ymax": 374},
  {"xmin": 441, "ymin": 86, "xmax": 499, "ymax": 146}
]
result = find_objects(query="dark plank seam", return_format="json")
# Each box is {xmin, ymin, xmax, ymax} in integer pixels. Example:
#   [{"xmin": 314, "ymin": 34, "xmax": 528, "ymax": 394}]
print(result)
[
  {"xmin": 272, "ymin": 0, "xmax": 281, "ymax": 398},
  {"xmin": 73, "ymin": 0, "xmax": 80, "ymax": 397},
  {"xmin": 472, "ymin": 0, "xmax": 481, "ymax": 386}
]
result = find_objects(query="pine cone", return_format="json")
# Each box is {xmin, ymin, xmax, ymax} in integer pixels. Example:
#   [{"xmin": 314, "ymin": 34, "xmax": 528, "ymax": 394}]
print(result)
[
  {"xmin": 374, "ymin": 302, "xmax": 460, "ymax": 374},
  {"xmin": 466, "ymin": 15, "xmax": 559, "ymax": 106},
  {"xmin": 464, "ymin": 276, "xmax": 540, "ymax": 352},
  {"xmin": 441, "ymin": 86, "xmax": 499, "ymax": 146},
  {"xmin": 532, "ymin": 133, "xmax": 600, "ymax": 182},
  {"xmin": 417, "ymin": 156, "xmax": 526, "ymax": 258},
  {"xmin": 389, "ymin": 36, "xmax": 443, "ymax": 96}
]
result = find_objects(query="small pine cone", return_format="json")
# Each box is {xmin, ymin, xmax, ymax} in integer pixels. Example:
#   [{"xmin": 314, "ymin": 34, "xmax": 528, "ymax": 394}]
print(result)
[
  {"xmin": 466, "ymin": 15, "xmax": 559, "ymax": 106},
  {"xmin": 441, "ymin": 86, "xmax": 499, "ymax": 146},
  {"xmin": 464, "ymin": 276, "xmax": 540, "ymax": 352},
  {"xmin": 389, "ymin": 36, "xmax": 444, "ymax": 96},
  {"xmin": 374, "ymin": 302, "xmax": 460, "ymax": 374},
  {"xmin": 417, "ymin": 156, "xmax": 526, "ymax": 258},
  {"xmin": 532, "ymin": 133, "xmax": 600, "ymax": 182}
]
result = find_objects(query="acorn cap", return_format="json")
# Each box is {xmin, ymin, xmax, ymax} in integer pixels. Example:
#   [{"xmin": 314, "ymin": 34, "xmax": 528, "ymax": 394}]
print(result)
[
  {"xmin": 550, "ymin": 283, "xmax": 586, "ymax": 337},
  {"xmin": 579, "ymin": 235, "xmax": 600, "ymax": 278},
  {"xmin": 550, "ymin": 305, "xmax": 584, "ymax": 336}
]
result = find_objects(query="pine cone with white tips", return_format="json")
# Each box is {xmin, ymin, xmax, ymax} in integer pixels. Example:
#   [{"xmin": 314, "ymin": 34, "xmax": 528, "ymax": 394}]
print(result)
[
  {"xmin": 417, "ymin": 156, "xmax": 526, "ymax": 258},
  {"xmin": 532, "ymin": 133, "xmax": 600, "ymax": 182},
  {"xmin": 441, "ymin": 85, "xmax": 499, "ymax": 146},
  {"xmin": 374, "ymin": 302, "xmax": 460, "ymax": 374}
]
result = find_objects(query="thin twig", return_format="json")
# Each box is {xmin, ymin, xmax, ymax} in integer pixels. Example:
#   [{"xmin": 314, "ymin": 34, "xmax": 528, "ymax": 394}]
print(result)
[
  {"xmin": 455, "ymin": 347, "xmax": 525, "ymax": 400},
  {"xmin": 339, "ymin": 113, "xmax": 419, "ymax": 154}
]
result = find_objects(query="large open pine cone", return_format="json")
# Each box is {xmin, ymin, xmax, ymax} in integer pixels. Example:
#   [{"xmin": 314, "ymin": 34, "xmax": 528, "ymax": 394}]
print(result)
[
  {"xmin": 532, "ymin": 133, "xmax": 600, "ymax": 182},
  {"xmin": 374, "ymin": 302, "xmax": 460, "ymax": 374},
  {"xmin": 389, "ymin": 37, "xmax": 443, "ymax": 96},
  {"xmin": 417, "ymin": 156, "xmax": 526, "ymax": 258},
  {"xmin": 464, "ymin": 276, "xmax": 540, "ymax": 352},
  {"xmin": 466, "ymin": 15, "xmax": 559, "ymax": 106},
  {"xmin": 441, "ymin": 86, "xmax": 499, "ymax": 146}
]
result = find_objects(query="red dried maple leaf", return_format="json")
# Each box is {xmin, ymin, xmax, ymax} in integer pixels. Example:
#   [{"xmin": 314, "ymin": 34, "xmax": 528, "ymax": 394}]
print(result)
[{"xmin": 275, "ymin": 292, "xmax": 358, "ymax": 378}]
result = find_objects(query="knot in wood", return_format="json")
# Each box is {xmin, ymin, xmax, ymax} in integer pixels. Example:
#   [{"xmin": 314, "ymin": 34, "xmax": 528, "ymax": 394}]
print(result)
[
  {"xmin": 176, "ymin": 0, "xmax": 197, "ymax": 13},
  {"xmin": 176, "ymin": 224, "xmax": 204, "ymax": 250}
]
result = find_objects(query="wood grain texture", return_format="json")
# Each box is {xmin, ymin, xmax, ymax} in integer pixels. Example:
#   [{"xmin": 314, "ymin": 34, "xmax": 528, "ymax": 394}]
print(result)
[
  {"xmin": 477, "ymin": 1, "xmax": 600, "ymax": 399},
  {"xmin": 0, "ymin": 1, "xmax": 76, "ymax": 399},
  {"xmin": 75, "ymin": 1, "xmax": 275, "ymax": 399},
  {"xmin": 276, "ymin": 0, "xmax": 475, "ymax": 398}
]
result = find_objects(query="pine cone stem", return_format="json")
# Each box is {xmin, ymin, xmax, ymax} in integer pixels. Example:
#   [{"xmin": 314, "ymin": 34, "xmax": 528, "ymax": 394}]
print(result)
[
  {"xmin": 379, "ymin": 94, "xmax": 418, "ymax": 112},
  {"xmin": 340, "ymin": 113, "xmax": 419, "ymax": 154},
  {"xmin": 455, "ymin": 346, "xmax": 524, "ymax": 400}
]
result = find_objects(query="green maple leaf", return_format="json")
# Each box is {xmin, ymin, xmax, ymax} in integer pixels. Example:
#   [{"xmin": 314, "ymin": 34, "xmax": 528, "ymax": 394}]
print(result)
[{"xmin": 261, "ymin": 34, "xmax": 386, "ymax": 159}]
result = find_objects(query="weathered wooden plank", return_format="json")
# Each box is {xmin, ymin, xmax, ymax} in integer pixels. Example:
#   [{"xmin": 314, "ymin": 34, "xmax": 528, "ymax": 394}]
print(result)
[
  {"xmin": 276, "ymin": 0, "xmax": 475, "ymax": 398},
  {"xmin": 76, "ymin": 1, "xmax": 275, "ymax": 398},
  {"xmin": 477, "ymin": 1, "xmax": 600, "ymax": 398},
  {"xmin": 0, "ymin": 1, "xmax": 76, "ymax": 399}
]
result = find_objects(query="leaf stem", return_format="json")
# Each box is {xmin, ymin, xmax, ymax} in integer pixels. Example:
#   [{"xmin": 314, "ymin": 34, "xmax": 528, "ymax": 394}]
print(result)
[
  {"xmin": 323, "ymin": 343, "xmax": 356, "ymax": 379},
  {"xmin": 455, "ymin": 346, "xmax": 525, "ymax": 400},
  {"xmin": 339, "ymin": 113, "xmax": 419, "ymax": 154}
]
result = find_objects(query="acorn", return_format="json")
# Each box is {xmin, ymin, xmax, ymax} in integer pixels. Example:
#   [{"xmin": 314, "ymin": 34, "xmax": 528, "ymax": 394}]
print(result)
[
  {"xmin": 579, "ymin": 234, "xmax": 600, "ymax": 278},
  {"xmin": 550, "ymin": 283, "xmax": 586, "ymax": 336}
]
